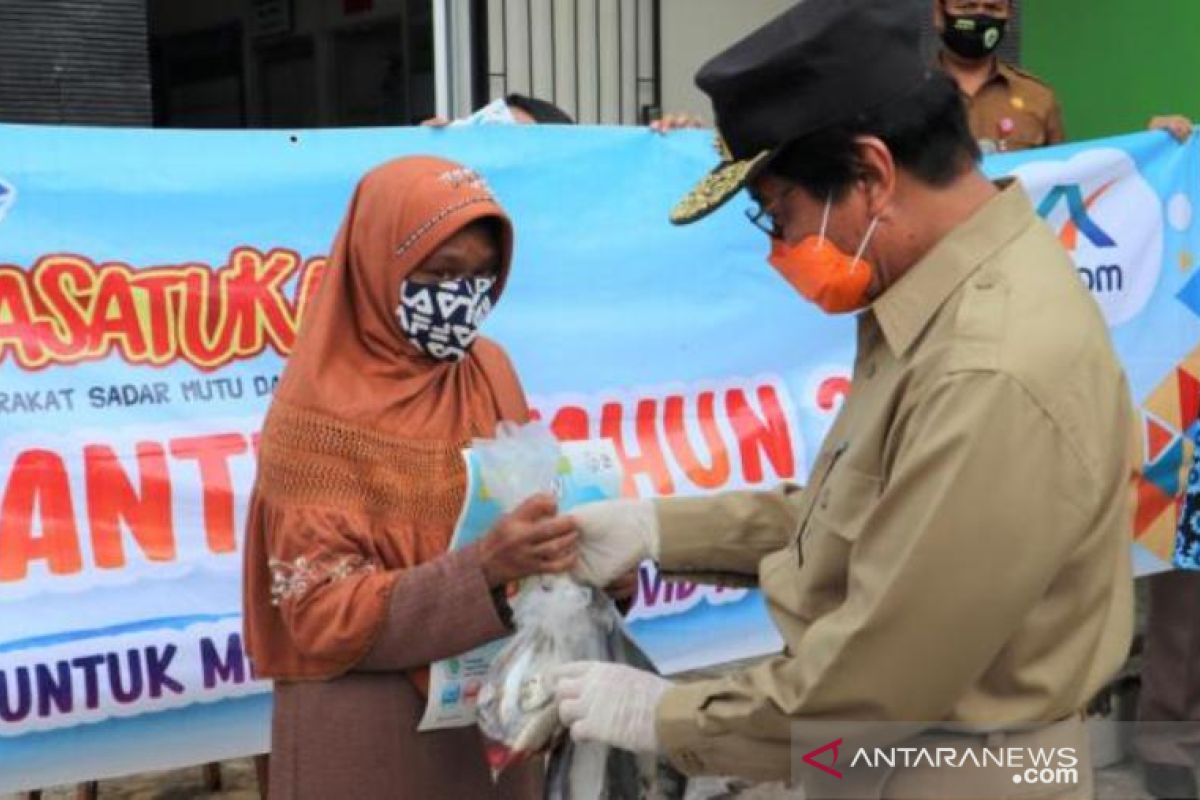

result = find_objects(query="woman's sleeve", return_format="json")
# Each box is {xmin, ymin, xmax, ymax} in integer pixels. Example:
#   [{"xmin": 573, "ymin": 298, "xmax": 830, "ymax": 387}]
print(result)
[
  {"xmin": 356, "ymin": 540, "xmax": 512, "ymax": 671},
  {"xmin": 256, "ymin": 503, "xmax": 511, "ymax": 674}
]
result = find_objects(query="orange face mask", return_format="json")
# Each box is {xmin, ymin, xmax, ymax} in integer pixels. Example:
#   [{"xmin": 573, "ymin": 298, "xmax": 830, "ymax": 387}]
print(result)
[{"xmin": 767, "ymin": 196, "xmax": 881, "ymax": 314}]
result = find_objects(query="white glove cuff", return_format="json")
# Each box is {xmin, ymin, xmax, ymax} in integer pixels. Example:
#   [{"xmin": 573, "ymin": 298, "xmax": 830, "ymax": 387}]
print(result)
[{"xmin": 629, "ymin": 498, "xmax": 662, "ymax": 562}]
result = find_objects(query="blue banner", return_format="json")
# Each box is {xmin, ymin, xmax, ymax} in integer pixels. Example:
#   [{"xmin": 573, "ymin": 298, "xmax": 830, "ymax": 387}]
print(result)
[{"xmin": 0, "ymin": 124, "xmax": 1196, "ymax": 790}]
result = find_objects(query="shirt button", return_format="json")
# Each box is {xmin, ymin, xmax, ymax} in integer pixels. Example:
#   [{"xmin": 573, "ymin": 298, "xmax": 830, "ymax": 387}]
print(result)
[
  {"xmin": 820, "ymin": 489, "xmax": 830, "ymax": 510},
  {"xmin": 976, "ymin": 277, "xmax": 996, "ymax": 290},
  {"xmin": 864, "ymin": 361, "xmax": 877, "ymax": 379}
]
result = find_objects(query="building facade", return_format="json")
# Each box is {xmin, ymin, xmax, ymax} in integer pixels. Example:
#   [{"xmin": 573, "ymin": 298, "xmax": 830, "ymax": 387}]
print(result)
[{"xmin": 0, "ymin": 0, "xmax": 1022, "ymax": 129}]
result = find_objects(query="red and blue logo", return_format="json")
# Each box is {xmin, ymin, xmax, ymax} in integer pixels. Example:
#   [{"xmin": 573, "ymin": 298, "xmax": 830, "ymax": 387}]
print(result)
[
  {"xmin": 1036, "ymin": 182, "xmax": 1118, "ymax": 250},
  {"xmin": 1016, "ymin": 149, "xmax": 1163, "ymax": 327}
]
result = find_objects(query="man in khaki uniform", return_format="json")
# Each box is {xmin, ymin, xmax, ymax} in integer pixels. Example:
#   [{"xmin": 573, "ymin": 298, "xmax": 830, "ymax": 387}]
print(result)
[
  {"xmin": 935, "ymin": 0, "xmax": 1064, "ymax": 153},
  {"xmin": 550, "ymin": 1, "xmax": 1134, "ymax": 796}
]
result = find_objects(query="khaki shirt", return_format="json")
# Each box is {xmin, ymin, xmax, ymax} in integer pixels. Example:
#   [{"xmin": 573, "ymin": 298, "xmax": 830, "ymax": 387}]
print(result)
[
  {"xmin": 954, "ymin": 58, "xmax": 1066, "ymax": 153},
  {"xmin": 653, "ymin": 182, "xmax": 1135, "ymax": 781}
]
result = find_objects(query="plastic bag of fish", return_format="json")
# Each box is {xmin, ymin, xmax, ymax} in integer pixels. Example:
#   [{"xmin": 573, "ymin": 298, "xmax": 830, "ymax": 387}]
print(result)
[
  {"xmin": 476, "ymin": 574, "xmax": 608, "ymax": 774},
  {"xmin": 470, "ymin": 422, "xmax": 607, "ymax": 776},
  {"xmin": 543, "ymin": 603, "xmax": 689, "ymax": 800},
  {"xmin": 476, "ymin": 576, "xmax": 688, "ymax": 799},
  {"xmin": 470, "ymin": 421, "xmax": 687, "ymax": 798}
]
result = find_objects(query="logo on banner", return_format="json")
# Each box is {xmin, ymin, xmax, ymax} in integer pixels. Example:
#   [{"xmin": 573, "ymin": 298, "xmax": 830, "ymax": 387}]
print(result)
[
  {"xmin": 1015, "ymin": 148, "xmax": 1164, "ymax": 326},
  {"xmin": 1038, "ymin": 183, "xmax": 1117, "ymax": 250},
  {"xmin": 0, "ymin": 179, "xmax": 14, "ymax": 224}
]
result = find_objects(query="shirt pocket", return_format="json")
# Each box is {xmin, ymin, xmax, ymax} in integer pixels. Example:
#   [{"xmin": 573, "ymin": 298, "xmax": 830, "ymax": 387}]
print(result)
[
  {"xmin": 805, "ymin": 465, "xmax": 881, "ymax": 543},
  {"xmin": 1001, "ymin": 111, "xmax": 1047, "ymax": 150},
  {"xmin": 794, "ymin": 465, "xmax": 882, "ymax": 619}
]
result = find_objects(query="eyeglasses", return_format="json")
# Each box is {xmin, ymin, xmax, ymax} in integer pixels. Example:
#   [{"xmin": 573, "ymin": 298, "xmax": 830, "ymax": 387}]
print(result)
[
  {"xmin": 745, "ymin": 204, "xmax": 783, "ymax": 239},
  {"xmin": 744, "ymin": 186, "xmax": 797, "ymax": 239}
]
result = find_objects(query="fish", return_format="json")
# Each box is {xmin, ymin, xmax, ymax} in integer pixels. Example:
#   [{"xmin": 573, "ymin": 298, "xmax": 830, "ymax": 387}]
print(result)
[
  {"xmin": 543, "ymin": 595, "xmax": 689, "ymax": 800},
  {"xmin": 478, "ymin": 576, "xmax": 606, "ymax": 776},
  {"xmin": 478, "ymin": 576, "xmax": 688, "ymax": 798}
]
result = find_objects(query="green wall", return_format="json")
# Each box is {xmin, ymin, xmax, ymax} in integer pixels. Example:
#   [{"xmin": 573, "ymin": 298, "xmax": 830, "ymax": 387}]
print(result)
[{"xmin": 1022, "ymin": 1, "xmax": 1200, "ymax": 141}]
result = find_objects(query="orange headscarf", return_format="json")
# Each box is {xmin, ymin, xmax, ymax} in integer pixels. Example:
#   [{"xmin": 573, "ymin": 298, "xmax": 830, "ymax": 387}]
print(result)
[{"xmin": 243, "ymin": 156, "xmax": 528, "ymax": 683}]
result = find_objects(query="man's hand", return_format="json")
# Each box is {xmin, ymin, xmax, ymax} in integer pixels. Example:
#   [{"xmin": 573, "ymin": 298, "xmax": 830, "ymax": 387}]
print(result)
[
  {"xmin": 553, "ymin": 661, "xmax": 671, "ymax": 754},
  {"xmin": 569, "ymin": 499, "xmax": 660, "ymax": 588},
  {"xmin": 1149, "ymin": 115, "xmax": 1193, "ymax": 143}
]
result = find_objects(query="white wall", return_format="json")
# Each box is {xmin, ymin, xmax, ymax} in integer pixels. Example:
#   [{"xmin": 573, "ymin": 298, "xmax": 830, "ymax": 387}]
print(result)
[{"xmin": 659, "ymin": 0, "xmax": 794, "ymax": 122}]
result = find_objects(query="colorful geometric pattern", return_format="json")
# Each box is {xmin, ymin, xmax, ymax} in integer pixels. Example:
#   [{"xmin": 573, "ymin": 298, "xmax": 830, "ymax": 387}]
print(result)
[
  {"xmin": 1137, "ymin": 341, "xmax": 1200, "ymax": 566},
  {"xmin": 1176, "ymin": 262, "xmax": 1200, "ymax": 320}
]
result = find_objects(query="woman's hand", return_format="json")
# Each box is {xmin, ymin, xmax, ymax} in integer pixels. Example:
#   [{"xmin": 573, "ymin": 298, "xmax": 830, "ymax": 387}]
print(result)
[{"xmin": 480, "ymin": 494, "xmax": 578, "ymax": 587}]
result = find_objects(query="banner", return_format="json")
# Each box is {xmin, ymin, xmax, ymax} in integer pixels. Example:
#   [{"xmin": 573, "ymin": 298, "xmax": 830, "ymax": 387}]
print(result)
[{"xmin": 0, "ymin": 124, "xmax": 1196, "ymax": 791}]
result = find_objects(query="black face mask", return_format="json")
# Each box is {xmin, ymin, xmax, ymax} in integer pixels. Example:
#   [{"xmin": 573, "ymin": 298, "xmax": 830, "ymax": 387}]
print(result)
[{"xmin": 941, "ymin": 12, "xmax": 1007, "ymax": 61}]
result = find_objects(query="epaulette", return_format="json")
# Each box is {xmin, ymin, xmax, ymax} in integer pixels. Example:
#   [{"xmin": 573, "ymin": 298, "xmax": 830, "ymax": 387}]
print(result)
[{"xmin": 1000, "ymin": 61, "xmax": 1054, "ymax": 90}]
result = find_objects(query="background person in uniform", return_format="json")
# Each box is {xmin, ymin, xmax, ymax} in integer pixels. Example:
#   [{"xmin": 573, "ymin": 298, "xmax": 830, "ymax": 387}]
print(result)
[
  {"xmin": 547, "ymin": 2, "xmax": 1134, "ymax": 796},
  {"xmin": 935, "ymin": 0, "xmax": 1064, "ymax": 153}
]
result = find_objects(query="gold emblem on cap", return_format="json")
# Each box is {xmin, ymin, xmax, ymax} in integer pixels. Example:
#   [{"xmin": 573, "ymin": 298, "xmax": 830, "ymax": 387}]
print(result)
[{"xmin": 671, "ymin": 136, "xmax": 770, "ymax": 225}]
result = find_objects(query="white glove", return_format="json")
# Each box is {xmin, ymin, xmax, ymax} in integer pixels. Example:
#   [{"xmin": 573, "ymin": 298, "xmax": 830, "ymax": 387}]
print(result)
[
  {"xmin": 552, "ymin": 661, "xmax": 671, "ymax": 754},
  {"xmin": 569, "ymin": 498, "xmax": 660, "ymax": 588}
]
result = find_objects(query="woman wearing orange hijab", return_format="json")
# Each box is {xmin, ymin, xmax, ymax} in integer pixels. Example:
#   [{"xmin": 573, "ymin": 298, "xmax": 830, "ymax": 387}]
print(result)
[{"xmin": 243, "ymin": 156, "xmax": 577, "ymax": 798}]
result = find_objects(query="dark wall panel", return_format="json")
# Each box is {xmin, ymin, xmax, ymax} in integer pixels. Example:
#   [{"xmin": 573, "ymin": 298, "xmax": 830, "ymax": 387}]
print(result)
[{"xmin": 0, "ymin": 0, "xmax": 151, "ymax": 125}]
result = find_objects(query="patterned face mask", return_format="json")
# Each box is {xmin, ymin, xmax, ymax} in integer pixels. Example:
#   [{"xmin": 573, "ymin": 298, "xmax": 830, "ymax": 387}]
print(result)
[{"xmin": 396, "ymin": 276, "xmax": 496, "ymax": 362}]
